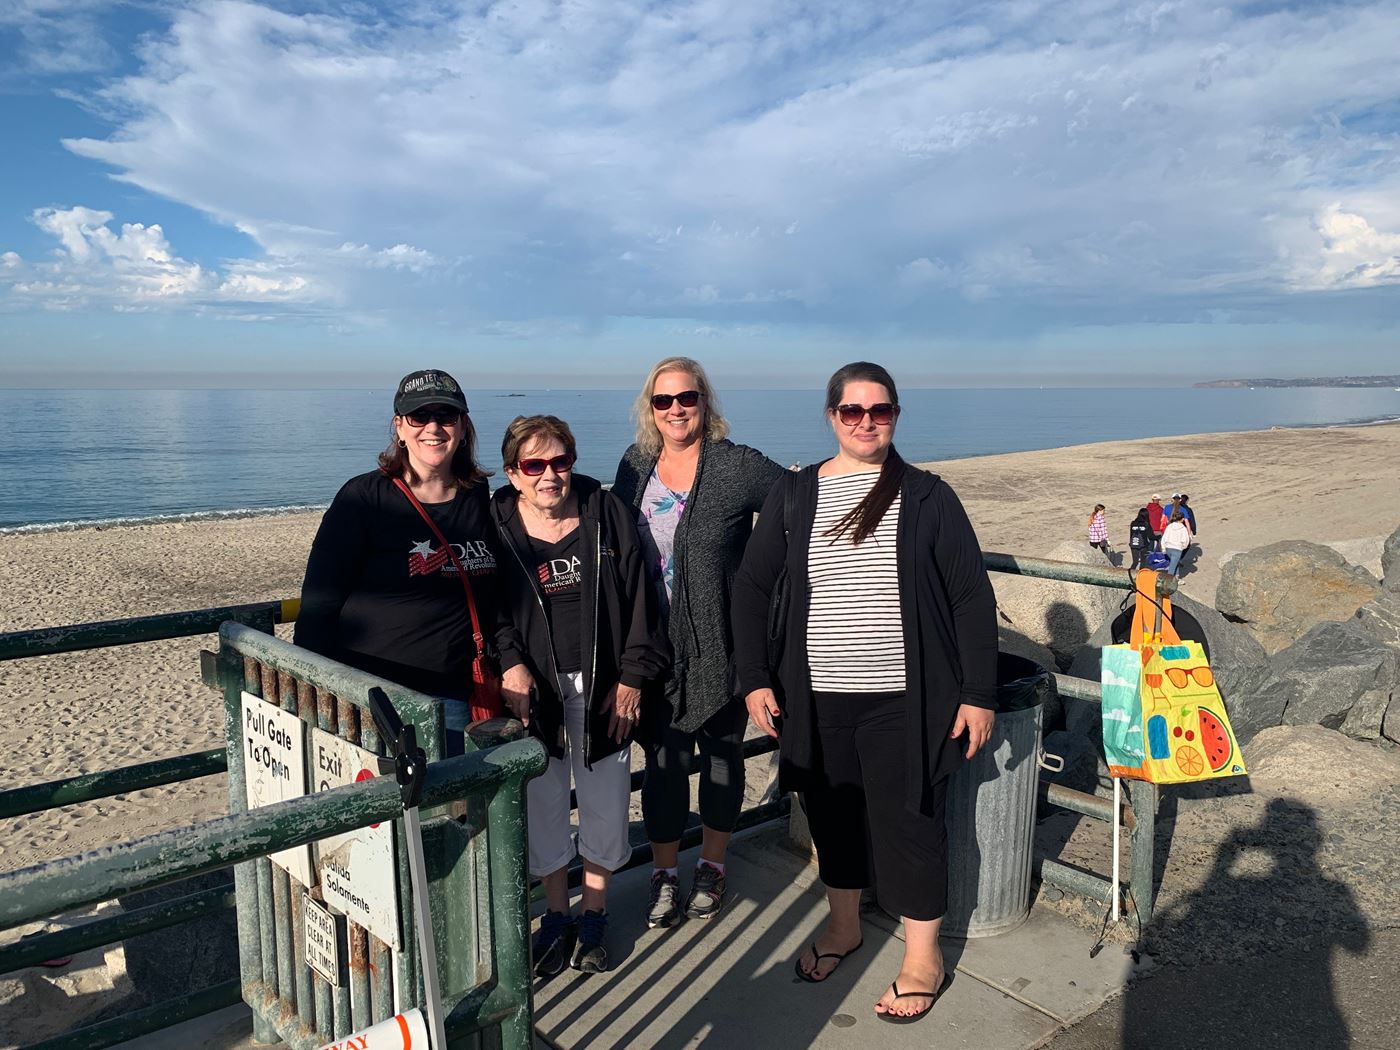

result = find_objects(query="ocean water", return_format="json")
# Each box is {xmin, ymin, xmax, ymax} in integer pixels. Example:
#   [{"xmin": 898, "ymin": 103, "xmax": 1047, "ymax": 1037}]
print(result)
[{"xmin": 1, "ymin": 386, "xmax": 1398, "ymax": 531}]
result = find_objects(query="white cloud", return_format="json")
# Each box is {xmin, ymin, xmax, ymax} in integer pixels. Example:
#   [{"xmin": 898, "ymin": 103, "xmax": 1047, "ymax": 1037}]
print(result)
[
  {"xmin": 20, "ymin": 1, "xmax": 1400, "ymax": 331},
  {"xmin": 2, "ymin": 205, "xmax": 441, "ymax": 315},
  {"xmin": 1294, "ymin": 205, "xmax": 1400, "ymax": 291}
]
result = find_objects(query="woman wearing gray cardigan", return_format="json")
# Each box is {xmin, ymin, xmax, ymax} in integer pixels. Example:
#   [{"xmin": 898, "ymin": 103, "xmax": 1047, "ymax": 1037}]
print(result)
[{"xmin": 613, "ymin": 356, "xmax": 784, "ymax": 930}]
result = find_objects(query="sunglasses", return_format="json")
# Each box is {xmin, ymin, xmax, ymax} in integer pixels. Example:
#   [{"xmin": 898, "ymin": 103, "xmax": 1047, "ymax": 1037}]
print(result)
[
  {"xmin": 836, "ymin": 403, "xmax": 899, "ymax": 426},
  {"xmin": 1165, "ymin": 666, "xmax": 1215, "ymax": 689},
  {"xmin": 403, "ymin": 407, "xmax": 462, "ymax": 427},
  {"xmin": 651, "ymin": 390, "xmax": 702, "ymax": 411},
  {"xmin": 517, "ymin": 453, "xmax": 576, "ymax": 477}
]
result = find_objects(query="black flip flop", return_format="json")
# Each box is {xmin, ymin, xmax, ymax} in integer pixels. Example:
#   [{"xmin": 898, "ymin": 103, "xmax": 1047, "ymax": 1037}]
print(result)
[
  {"xmin": 876, "ymin": 973, "xmax": 951, "ymax": 1023},
  {"xmin": 793, "ymin": 939, "xmax": 863, "ymax": 983}
]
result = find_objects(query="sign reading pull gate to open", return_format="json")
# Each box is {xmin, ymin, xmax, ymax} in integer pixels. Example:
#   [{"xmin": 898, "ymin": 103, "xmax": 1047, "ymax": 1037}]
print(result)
[{"xmin": 240, "ymin": 691, "xmax": 313, "ymax": 885}]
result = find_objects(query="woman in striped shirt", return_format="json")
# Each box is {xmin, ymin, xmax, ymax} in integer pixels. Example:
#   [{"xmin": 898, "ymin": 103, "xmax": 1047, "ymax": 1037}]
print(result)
[
  {"xmin": 732, "ymin": 362, "xmax": 998, "ymax": 1024},
  {"xmin": 1088, "ymin": 504, "xmax": 1112, "ymax": 561}
]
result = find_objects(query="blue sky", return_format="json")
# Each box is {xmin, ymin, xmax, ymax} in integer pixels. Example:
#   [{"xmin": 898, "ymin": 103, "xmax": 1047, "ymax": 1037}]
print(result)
[{"xmin": 1, "ymin": 1, "xmax": 1398, "ymax": 388}]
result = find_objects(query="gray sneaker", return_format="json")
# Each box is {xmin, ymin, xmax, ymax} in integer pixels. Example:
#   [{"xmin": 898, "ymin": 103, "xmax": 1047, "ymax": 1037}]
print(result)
[
  {"xmin": 684, "ymin": 862, "xmax": 726, "ymax": 919},
  {"xmin": 647, "ymin": 870, "xmax": 681, "ymax": 929}
]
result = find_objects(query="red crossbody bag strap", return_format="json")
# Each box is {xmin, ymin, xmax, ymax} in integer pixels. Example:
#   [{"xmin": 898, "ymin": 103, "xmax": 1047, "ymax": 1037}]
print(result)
[{"xmin": 389, "ymin": 476, "xmax": 487, "ymax": 651}]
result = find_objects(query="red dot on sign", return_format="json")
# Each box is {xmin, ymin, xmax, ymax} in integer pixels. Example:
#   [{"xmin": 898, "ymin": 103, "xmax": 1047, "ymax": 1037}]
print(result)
[
  {"xmin": 1185, "ymin": 731, "xmax": 1195, "ymax": 742},
  {"xmin": 1173, "ymin": 727, "xmax": 1182, "ymax": 737},
  {"xmin": 355, "ymin": 767, "xmax": 381, "ymax": 828}
]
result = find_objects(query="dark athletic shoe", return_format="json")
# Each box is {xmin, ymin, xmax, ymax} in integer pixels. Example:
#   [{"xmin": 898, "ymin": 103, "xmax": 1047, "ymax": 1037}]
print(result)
[
  {"xmin": 572, "ymin": 909, "xmax": 609, "ymax": 973},
  {"xmin": 684, "ymin": 862, "xmax": 727, "ymax": 919},
  {"xmin": 647, "ymin": 870, "xmax": 682, "ymax": 929},
  {"xmin": 533, "ymin": 910, "xmax": 576, "ymax": 978}
]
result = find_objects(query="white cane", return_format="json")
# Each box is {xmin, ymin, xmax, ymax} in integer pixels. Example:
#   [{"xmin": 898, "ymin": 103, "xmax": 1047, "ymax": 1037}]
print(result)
[
  {"xmin": 1110, "ymin": 776, "xmax": 1121, "ymax": 923},
  {"xmin": 368, "ymin": 687, "xmax": 448, "ymax": 1050}
]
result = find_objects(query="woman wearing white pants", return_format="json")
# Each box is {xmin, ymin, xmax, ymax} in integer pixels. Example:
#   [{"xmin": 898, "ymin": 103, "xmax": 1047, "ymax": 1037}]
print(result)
[{"xmin": 491, "ymin": 415, "xmax": 670, "ymax": 976}]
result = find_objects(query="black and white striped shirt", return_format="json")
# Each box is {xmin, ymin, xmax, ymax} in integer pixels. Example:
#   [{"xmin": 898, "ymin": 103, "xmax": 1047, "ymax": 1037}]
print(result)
[{"xmin": 806, "ymin": 471, "xmax": 904, "ymax": 692}]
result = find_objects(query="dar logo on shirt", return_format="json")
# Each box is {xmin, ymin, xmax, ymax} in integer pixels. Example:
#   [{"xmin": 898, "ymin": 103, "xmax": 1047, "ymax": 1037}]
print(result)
[{"xmin": 408, "ymin": 540, "xmax": 450, "ymax": 576}]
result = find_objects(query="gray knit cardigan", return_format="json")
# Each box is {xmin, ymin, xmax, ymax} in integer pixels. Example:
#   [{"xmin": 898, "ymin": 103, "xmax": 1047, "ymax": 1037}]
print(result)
[{"xmin": 613, "ymin": 439, "xmax": 785, "ymax": 733}]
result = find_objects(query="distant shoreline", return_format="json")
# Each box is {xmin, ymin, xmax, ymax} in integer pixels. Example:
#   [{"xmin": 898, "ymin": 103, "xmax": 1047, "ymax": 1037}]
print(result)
[
  {"xmin": 1195, "ymin": 375, "xmax": 1400, "ymax": 389},
  {"xmin": 6, "ymin": 415, "xmax": 1399, "ymax": 537}
]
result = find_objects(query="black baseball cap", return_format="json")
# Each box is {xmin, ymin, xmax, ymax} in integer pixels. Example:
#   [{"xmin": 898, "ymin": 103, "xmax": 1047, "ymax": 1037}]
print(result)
[{"xmin": 394, "ymin": 369, "xmax": 469, "ymax": 415}]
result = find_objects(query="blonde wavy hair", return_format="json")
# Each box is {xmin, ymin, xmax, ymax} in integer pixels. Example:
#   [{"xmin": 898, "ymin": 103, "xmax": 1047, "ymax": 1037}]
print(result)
[{"xmin": 632, "ymin": 356, "xmax": 730, "ymax": 456}]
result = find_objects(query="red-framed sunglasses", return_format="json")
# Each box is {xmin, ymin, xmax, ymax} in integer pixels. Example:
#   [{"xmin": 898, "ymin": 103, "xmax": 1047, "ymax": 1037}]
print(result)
[
  {"xmin": 516, "ymin": 453, "xmax": 576, "ymax": 476},
  {"xmin": 836, "ymin": 402, "xmax": 899, "ymax": 426}
]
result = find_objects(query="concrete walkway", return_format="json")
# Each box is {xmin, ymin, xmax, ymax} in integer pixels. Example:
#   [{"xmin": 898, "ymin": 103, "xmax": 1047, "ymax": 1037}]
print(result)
[{"xmin": 532, "ymin": 826, "xmax": 1144, "ymax": 1050}]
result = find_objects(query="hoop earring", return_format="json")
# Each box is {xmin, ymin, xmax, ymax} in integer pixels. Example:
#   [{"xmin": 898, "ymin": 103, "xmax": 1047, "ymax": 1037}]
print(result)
[{"xmin": 398, "ymin": 440, "xmax": 406, "ymax": 448}]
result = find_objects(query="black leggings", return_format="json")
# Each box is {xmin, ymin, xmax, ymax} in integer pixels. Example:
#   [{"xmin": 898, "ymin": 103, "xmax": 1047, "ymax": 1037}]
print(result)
[
  {"xmin": 641, "ymin": 700, "xmax": 748, "ymax": 843},
  {"xmin": 802, "ymin": 691, "xmax": 949, "ymax": 921}
]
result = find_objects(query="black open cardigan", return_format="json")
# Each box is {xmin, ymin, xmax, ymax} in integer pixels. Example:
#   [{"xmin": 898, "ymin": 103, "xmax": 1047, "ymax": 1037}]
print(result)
[{"xmin": 731, "ymin": 462, "xmax": 999, "ymax": 815}]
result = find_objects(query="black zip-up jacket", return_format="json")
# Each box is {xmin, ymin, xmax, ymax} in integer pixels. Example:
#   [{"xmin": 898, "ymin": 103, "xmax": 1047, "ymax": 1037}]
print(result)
[
  {"xmin": 732, "ymin": 463, "xmax": 998, "ymax": 815},
  {"xmin": 491, "ymin": 474, "xmax": 671, "ymax": 766}
]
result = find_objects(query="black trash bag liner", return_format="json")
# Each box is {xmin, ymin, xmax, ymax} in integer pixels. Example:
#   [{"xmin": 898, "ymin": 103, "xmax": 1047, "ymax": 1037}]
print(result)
[{"xmin": 996, "ymin": 652, "xmax": 1053, "ymax": 713}]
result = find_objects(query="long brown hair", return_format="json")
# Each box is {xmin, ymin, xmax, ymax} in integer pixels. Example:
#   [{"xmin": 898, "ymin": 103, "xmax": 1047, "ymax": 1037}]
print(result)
[
  {"xmin": 824, "ymin": 361, "xmax": 905, "ymax": 545},
  {"xmin": 1089, "ymin": 503, "xmax": 1105, "ymax": 525},
  {"xmin": 378, "ymin": 413, "xmax": 490, "ymax": 487}
]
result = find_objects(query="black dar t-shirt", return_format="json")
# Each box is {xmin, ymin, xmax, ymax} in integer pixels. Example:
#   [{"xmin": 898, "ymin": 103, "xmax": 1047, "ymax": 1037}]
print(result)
[
  {"xmin": 296, "ymin": 470, "xmax": 500, "ymax": 698},
  {"xmin": 529, "ymin": 527, "xmax": 584, "ymax": 675}
]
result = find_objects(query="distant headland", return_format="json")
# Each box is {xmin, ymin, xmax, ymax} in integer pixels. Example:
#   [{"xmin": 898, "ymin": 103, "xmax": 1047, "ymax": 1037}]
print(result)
[{"xmin": 1194, "ymin": 375, "xmax": 1400, "ymax": 389}]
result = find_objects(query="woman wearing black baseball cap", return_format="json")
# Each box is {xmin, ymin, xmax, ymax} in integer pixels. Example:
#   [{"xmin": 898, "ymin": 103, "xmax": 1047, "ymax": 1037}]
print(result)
[{"xmin": 295, "ymin": 369, "xmax": 501, "ymax": 753}]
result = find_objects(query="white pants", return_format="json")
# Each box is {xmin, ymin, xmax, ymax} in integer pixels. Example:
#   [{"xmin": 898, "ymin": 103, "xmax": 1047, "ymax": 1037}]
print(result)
[{"xmin": 526, "ymin": 672, "xmax": 632, "ymax": 877}]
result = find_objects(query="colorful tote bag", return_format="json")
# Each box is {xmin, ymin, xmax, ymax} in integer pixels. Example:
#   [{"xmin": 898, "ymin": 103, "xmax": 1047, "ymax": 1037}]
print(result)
[
  {"xmin": 1101, "ymin": 640, "xmax": 1246, "ymax": 783},
  {"xmin": 1099, "ymin": 570, "xmax": 1247, "ymax": 784}
]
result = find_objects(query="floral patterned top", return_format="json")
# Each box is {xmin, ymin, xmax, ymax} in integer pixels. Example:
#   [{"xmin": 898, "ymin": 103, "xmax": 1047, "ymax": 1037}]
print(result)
[{"xmin": 635, "ymin": 469, "xmax": 689, "ymax": 619}]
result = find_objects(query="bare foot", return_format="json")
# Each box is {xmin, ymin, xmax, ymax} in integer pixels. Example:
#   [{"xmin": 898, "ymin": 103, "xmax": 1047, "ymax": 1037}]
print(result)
[
  {"xmin": 874, "ymin": 963, "xmax": 945, "ymax": 1017},
  {"xmin": 795, "ymin": 926, "xmax": 863, "ymax": 982}
]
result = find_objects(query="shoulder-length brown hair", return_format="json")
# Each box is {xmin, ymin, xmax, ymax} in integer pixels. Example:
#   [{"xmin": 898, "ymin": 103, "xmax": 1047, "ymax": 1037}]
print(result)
[
  {"xmin": 631, "ymin": 356, "xmax": 731, "ymax": 457},
  {"xmin": 825, "ymin": 361, "xmax": 906, "ymax": 546},
  {"xmin": 377, "ymin": 412, "xmax": 490, "ymax": 488}
]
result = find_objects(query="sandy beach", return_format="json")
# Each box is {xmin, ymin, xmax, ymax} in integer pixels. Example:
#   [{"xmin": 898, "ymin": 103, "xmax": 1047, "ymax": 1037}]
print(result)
[{"xmin": 2, "ymin": 421, "xmax": 1398, "ymax": 874}]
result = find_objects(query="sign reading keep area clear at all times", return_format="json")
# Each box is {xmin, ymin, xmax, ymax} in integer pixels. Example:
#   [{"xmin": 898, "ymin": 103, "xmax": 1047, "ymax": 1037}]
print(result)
[
  {"xmin": 240, "ymin": 691, "xmax": 313, "ymax": 886},
  {"xmin": 303, "ymin": 896, "xmax": 342, "ymax": 986},
  {"xmin": 309, "ymin": 726, "xmax": 401, "ymax": 950}
]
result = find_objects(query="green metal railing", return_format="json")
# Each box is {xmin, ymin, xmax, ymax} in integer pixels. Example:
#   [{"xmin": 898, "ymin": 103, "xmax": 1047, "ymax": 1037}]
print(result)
[{"xmin": 0, "ymin": 737, "xmax": 546, "ymax": 1050}]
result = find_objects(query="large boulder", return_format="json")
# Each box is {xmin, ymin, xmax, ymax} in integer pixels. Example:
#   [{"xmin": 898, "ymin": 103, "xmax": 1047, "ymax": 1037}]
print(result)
[
  {"xmin": 1383, "ymin": 522, "xmax": 1400, "ymax": 591},
  {"xmin": 1216, "ymin": 540, "xmax": 1381, "ymax": 654},
  {"xmin": 992, "ymin": 541, "xmax": 1123, "ymax": 670},
  {"xmin": 1273, "ymin": 620, "xmax": 1400, "ymax": 730},
  {"xmin": 1339, "ymin": 689, "xmax": 1393, "ymax": 741},
  {"xmin": 1355, "ymin": 591, "xmax": 1400, "ymax": 649},
  {"xmin": 1246, "ymin": 724, "xmax": 1400, "ymax": 804}
]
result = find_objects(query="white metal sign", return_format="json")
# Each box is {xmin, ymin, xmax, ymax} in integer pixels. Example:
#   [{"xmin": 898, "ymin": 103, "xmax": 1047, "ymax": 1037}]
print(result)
[
  {"xmin": 309, "ymin": 726, "xmax": 401, "ymax": 949},
  {"xmin": 240, "ymin": 691, "xmax": 313, "ymax": 886},
  {"xmin": 304, "ymin": 896, "xmax": 342, "ymax": 986}
]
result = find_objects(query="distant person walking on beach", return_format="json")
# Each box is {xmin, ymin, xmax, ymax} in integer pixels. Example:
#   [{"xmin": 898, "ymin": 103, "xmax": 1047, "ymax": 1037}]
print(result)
[
  {"xmin": 1175, "ymin": 493, "xmax": 1198, "ymax": 534},
  {"xmin": 295, "ymin": 369, "xmax": 500, "ymax": 755},
  {"xmin": 1087, "ymin": 504, "xmax": 1112, "ymax": 561},
  {"xmin": 732, "ymin": 361, "xmax": 997, "ymax": 1023},
  {"xmin": 1128, "ymin": 507, "xmax": 1153, "ymax": 572},
  {"xmin": 1147, "ymin": 495, "xmax": 1167, "ymax": 550},
  {"xmin": 1161, "ymin": 510, "xmax": 1192, "ymax": 575},
  {"xmin": 612, "ymin": 356, "xmax": 785, "ymax": 930},
  {"xmin": 490, "ymin": 415, "xmax": 670, "ymax": 977}
]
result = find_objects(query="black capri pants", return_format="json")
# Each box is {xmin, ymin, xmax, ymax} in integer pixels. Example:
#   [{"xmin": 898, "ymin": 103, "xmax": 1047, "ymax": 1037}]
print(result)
[
  {"xmin": 641, "ymin": 699, "xmax": 748, "ymax": 843},
  {"xmin": 802, "ymin": 691, "xmax": 949, "ymax": 922}
]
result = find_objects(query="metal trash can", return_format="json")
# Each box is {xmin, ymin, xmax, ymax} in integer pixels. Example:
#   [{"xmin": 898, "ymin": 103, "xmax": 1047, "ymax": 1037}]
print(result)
[{"xmin": 942, "ymin": 653, "xmax": 1053, "ymax": 937}]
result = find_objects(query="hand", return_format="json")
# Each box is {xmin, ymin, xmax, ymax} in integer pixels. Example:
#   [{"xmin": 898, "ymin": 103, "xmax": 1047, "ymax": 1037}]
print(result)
[
  {"xmin": 607, "ymin": 683, "xmax": 643, "ymax": 744},
  {"xmin": 745, "ymin": 688, "xmax": 781, "ymax": 739},
  {"xmin": 500, "ymin": 664, "xmax": 534, "ymax": 727},
  {"xmin": 951, "ymin": 704, "xmax": 995, "ymax": 759}
]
